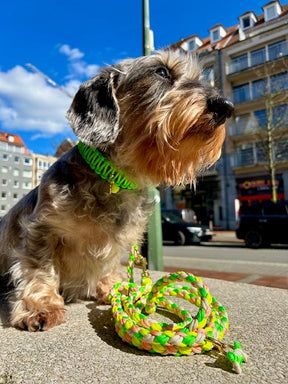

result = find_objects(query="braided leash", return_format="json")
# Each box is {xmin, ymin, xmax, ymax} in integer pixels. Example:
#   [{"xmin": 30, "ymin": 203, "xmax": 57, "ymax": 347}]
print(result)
[{"xmin": 109, "ymin": 245, "xmax": 248, "ymax": 374}]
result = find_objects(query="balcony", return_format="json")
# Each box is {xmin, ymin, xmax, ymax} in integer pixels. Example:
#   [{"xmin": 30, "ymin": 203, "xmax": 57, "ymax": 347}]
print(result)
[
  {"xmin": 226, "ymin": 40, "xmax": 288, "ymax": 76},
  {"xmin": 231, "ymin": 139, "xmax": 288, "ymax": 170}
]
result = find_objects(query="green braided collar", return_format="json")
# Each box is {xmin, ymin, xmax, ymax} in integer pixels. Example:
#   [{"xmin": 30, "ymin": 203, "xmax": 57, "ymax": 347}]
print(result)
[{"xmin": 77, "ymin": 141, "xmax": 138, "ymax": 192}]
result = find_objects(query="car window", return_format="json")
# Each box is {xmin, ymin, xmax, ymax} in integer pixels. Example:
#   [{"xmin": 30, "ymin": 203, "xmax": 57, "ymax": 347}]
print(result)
[
  {"xmin": 263, "ymin": 203, "xmax": 288, "ymax": 215},
  {"xmin": 162, "ymin": 212, "xmax": 182, "ymax": 223}
]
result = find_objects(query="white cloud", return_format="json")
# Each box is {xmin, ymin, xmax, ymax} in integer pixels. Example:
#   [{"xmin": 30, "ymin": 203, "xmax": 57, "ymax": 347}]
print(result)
[
  {"xmin": 0, "ymin": 45, "xmax": 101, "ymax": 143},
  {"xmin": 0, "ymin": 66, "xmax": 72, "ymax": 136},
  {"xmin": 59, "ymin": 44, "xmax": 100, "ymax": 79},
  {"xmin": 59, "ymin": 44, "xmax": 84, "ymax": 61}
]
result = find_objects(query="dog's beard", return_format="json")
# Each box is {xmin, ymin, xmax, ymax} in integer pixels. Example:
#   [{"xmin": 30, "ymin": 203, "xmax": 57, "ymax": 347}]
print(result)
[{"xmin": 112, "ymin": 88, "xmax": 226, "ymax": 187}]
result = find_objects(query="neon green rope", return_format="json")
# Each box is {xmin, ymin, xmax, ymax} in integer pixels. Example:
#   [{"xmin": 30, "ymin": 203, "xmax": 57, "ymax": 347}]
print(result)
[{"xmin": 109, "ymin": 245, "xmax": 248, "ymax": 374}]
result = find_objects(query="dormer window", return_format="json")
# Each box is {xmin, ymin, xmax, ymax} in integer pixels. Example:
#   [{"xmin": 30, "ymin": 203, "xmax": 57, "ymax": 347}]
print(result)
[
  {"xmin": 263, "ymin": 1, "xmax": 282, "ymax": 22},
  {"xmin": 239, "ymin": 11, "xmax": 257, "ymax": 30},
  {"xmin": 187, "ymin": 36, "xmax": 203, "ymax": 52},
  {"xmin": 209, "ymin": 25, "xmax": 226, "ymax": 43}
]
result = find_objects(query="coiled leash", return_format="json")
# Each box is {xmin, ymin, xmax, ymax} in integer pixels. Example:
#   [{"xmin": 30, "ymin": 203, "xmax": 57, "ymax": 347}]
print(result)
[{"xmin": 109, "ymin": 245, "xmax": 248, "ymax": 374}]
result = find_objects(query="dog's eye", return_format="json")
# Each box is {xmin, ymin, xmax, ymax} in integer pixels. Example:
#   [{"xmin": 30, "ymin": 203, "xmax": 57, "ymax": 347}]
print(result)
[{"xmin": 155, "ymin": 67, "xmax": 170, "ymax": 79}]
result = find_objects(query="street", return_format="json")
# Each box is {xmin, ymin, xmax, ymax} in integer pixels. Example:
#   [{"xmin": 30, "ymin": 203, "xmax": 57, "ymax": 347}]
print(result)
[{"xmin": 163, "ymin": 243, "xmax": 288, "ymax": 276}]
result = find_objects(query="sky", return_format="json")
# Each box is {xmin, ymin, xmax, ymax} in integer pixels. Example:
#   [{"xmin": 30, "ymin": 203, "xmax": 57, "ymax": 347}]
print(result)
[{"xmin": 0, "ymin": 0, "xmax": 283, "ymax": 155}]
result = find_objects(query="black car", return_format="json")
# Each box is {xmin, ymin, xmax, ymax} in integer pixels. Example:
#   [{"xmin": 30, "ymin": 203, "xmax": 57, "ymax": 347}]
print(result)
[
  {"xmin": 162, "ymin": 210, "xmax": 213, "ymax": 245},
  {"xmin": 236, "ymin": 201, "xmax": 288, "ymax": 248}
]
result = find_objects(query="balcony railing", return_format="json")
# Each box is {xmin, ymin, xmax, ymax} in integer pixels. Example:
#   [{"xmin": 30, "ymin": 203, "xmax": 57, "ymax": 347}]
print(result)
[{"xmin": 226, "ymin": 40, "xmax": 288, "ymax": 75}]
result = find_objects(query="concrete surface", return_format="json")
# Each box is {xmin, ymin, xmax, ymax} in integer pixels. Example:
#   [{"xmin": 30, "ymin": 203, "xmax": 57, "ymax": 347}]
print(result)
[{"xmin": 0, "ymin": 269, "xmax": 287, "ymax": 384}]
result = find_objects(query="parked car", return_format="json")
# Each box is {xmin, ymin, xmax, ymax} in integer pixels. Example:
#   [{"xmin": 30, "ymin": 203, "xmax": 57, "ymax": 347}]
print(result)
[
  {"xmin": 236, "ymin": 201, "xmax": 288, "ymax": 248},
  {"xmin": 161, "ymin": 210, "xmax": 213, "ymax": 245}
]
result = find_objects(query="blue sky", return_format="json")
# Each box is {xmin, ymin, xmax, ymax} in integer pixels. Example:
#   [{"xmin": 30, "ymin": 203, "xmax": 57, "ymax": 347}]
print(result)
[{"xmin": 0, "ymin": 0, "xmax": 280, "ymax": 155}]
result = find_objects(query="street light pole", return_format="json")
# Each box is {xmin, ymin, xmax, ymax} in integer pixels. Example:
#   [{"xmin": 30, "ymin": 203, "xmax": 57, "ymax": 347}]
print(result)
[
  {"xmin": 142, "ymin": 0, "xmax": 163, "ymax": 271},
  {"xmin": 142, "ymin": 0, "xmax": 152, "ymax": 56}
]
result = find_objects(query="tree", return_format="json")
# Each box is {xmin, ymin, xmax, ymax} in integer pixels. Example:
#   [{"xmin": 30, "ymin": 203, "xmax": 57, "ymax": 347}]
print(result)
[{"xmin": 251, "ymin": 65, "xmax": 288, "ymax": 202}]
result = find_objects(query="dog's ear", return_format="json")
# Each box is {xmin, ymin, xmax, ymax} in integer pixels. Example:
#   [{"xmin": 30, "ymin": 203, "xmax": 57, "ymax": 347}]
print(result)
[{"xmin": 66, "ymin": 69, "xmax": 120, "ymax": 147}]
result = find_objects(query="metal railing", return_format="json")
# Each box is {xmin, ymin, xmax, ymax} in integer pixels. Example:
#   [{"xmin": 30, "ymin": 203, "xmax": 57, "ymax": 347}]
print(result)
[{"xmin": 226, "ymin": 40, "xmax": 288, "ymax": 75}]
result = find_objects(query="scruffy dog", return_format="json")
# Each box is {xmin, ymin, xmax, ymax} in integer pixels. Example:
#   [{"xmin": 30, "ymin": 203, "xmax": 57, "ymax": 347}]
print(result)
[{"xmin": 0, "ymin": 51, "xmax": 233, "ymax": 331}]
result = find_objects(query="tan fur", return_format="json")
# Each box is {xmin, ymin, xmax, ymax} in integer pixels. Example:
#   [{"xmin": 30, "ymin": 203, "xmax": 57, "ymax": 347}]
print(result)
[{"xmin": 0, "ymin": 50, "xmax": 233, "ymax": 331}]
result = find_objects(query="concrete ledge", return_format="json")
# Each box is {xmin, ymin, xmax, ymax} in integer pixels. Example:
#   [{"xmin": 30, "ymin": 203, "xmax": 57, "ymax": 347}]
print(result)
[{"xmin": 0, "ymin": 271, "xmax": 287, "ymax": 384}]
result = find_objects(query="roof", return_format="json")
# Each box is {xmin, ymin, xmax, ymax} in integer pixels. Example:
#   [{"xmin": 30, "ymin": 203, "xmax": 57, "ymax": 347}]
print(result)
[
  {"xmin": 168, "ymin": 2, "xmax": 288, "ymax": 54},
  {"xmin": 0, "ymin": 131, "xmax": 30, "ymax": 154}
]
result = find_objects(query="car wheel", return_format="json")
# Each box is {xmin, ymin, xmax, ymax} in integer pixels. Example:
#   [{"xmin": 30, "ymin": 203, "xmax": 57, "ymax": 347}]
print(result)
[
  {"xmin": 245, "ymin": 230, "xmax": 263, "ymax": 248},
  {"xmin": 175, "ymin": 230, "xmax": 186, "ymax": 245}
]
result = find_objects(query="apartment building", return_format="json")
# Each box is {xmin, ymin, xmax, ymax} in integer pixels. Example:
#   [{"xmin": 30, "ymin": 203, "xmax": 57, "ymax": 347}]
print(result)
[
  {"xmin": 32, "ymin": 153, "xmax": 57, "ymax": 188},
  {"xmin": 169, "ymin": 0, "xmax": 288, "ymax": 229},
  {"xmin": 0, "ymin": 131, "xmax": 32, "ymax": 219},
  {"xmin": 0, "ymin": 131, "xmax": 59, "ymax": 218}
]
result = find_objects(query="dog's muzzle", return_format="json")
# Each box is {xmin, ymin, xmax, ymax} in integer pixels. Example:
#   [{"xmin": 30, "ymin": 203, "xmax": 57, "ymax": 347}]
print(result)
[{"xmin": 207, "ymin": 97, "xmax": 234, "ymax": 126}]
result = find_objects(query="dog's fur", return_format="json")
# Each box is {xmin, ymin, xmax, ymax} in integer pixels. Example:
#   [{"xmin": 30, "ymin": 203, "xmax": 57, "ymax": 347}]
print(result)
[{"xmin": 0, "ymin": 51, "xmax": 233, "ymax": 331}]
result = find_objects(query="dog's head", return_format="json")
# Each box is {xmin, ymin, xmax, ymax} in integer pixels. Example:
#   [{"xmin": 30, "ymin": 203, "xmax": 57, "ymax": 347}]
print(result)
[{"xmin": 67, "ymin": 51, "xmax": 233, "ymax": 187}]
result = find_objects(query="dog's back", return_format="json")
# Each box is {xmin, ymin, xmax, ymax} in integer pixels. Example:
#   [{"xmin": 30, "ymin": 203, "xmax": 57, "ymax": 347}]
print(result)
[{"xmin": 0, "ymin": 188, "xmax": 39, "ymax": 276}]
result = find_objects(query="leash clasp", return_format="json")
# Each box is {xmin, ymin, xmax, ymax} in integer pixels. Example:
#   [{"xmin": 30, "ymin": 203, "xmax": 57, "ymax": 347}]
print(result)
[{"xmin": 134, "ymin": 253, "xmax": 149, "ymax": 277}]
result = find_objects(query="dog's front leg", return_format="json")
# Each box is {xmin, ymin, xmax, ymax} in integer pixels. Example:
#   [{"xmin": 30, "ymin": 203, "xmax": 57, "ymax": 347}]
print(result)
[
  {"xmin": 11, "ymin": 273, "xmax": 66, "ymax": 332},
  {"xmin": 10, "ymin": 222, "xmax": 66, "ymax": 331}
]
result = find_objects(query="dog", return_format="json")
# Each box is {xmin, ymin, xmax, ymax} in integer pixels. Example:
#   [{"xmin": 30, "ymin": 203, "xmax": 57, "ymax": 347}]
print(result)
[{"xmin": 0, "ymin": 50, "xmax": 233, "ymax": 331}]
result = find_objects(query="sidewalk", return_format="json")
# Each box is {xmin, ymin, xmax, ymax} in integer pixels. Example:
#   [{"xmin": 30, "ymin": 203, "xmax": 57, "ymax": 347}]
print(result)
[
  {"xmin": 0, "ymin": 269, "xmax": 287, "ymax": 383},
  {"xmin": 190, "ymin": 230, "xmax": 288, "ymax": 290}
]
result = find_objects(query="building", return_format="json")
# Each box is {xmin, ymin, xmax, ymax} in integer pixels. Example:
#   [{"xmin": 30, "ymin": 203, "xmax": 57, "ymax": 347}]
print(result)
[
  {"xmin": 169, "ymin": 0, "xmax": 288, "ymax": 229},
  {"xmin": 0, "ymin": 131, "xmax": 32, "ymax": 218},
  {"xmin": 0, "ymin": 131, "xmax": 60, "ymax": 218},
  {"xmin": 32, "ymin": 153, "xmax": 57, "ymax": 188}
]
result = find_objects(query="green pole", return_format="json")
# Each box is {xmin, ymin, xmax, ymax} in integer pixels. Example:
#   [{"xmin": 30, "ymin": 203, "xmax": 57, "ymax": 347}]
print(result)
[
  {"xmin": 142, "ymin": 0, "xmax": 151, "ymax": 56},
  {"xmin": 142, "ymin": 0, "xmax": 163, "ymax": 271}
]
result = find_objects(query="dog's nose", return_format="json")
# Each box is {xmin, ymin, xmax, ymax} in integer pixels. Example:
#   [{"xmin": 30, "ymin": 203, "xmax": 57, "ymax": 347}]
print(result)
[{"xmin": 207, "ymin": 97, "xmax": 234, "ymax": 126}]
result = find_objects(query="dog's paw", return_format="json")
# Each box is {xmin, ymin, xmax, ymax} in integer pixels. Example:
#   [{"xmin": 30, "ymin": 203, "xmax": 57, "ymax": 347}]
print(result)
[
  {"xmin": 96, "ymin": 273, "xmax": 123, "ymax": 305},
  {"xmin": 11, "ymin": 302, "xmax": 66, "ymax": 331}
]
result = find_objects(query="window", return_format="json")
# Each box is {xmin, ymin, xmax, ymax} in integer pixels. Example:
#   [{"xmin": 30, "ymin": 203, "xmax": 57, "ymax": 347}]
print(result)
[
  {"xmin": 212, "ymin": 29, "xmax": 220, "ymax": 42},
  {"xmin": 273, "ymin": 104, "xmax": 288, "ymax": 127},
  {"xmin": 2, "ymin": 179, "xmax": 7, "ymax": 186},
  {"xmin": 276, "ymin": 140, "xmax": 288, "ymax": 161},
  {"xmin": 24, "ymin": 158, "xmax": 32, "ymax": 165},
  {"xmin": 13, "ymin": 169, "xmax": 20, "ymax": 176},
  {"xmin": 254, "ymin": 110, "xmax": 267, "ymax": 129},
  {"xmin": 13, "ymin": 193, "xmax": 18, "ymax": 199},
  {"xmin": 242, "ymin": 16, "xmax": 251, "ymax": 29},
  {"xmin": 23, "ymin": 181, "xmax": 32, "ymax": 189},
  {"xmin": 1, "ymin": 205, "xmax": 6, "ymax": 211},
  {"xmin": 202, "ymin": 66, "xmax": 215, "ymax": 85},
  {"xmin": 188, "ymin": 40, "xmax": 196, "ymax": 51},
  {"xmin": 268, "ymin": 40, "xmax": 288, "ymax": 60},
  {"xmin": 270, "ymin": 72, "xmax": 288, "ymax": 93},
  {"xmin": 256, "ymin": 142, "xmax": 267, "ymax": 163},
  {"xmin": 23, "ymin": 170, "xmax": 32, "ymax": 178},
  {"xmin": 233, "ymin": 83, "xmax": 250, "ymax": 103},
  {"xmin": 264, "ymin": 2, "xmax": 281, "ymax": 21},
  {"xmin": 2, "ymin": 154, "xmax": 8, "ymax": 161},
  {"xmin": 236, "ymin": 144, "xmax": 254, "ymax": 166},
  {"xmin": 14, "ymin": 180, "xmax": 19, "ymax": 188},
  {"xmin": 251, "ymin": 47, "xmax": 266, "ymax": 67},
  {"xmin": 252, "ymin": 79, "xmax": 266, "ymax": 99},
  {"xmin": 14, "ymin": 156, "xmax": 19, "ymax": 163},
  {"xmin": 1, "ymin": 166, "xmax": 8, "ymax": 173},
  {"xmin": 231, "ymin": 53, "xmax": 248, "ymax": 73},
  {"xmin": 1, "ymin": 192, "xmax": 7, "ymax": 199},
  {"xmin": 266, "ymin": 5, "xmax": 277, "ymax": 20},
  {"xmin": 234, "ymin": 114, "xmax": 250, "ymax": 135}
]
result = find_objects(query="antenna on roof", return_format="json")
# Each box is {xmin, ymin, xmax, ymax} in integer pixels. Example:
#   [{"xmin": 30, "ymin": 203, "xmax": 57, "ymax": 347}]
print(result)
[{"xmin": 25, "ymin": 63, "xmax": 73, "ymax": 99}]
